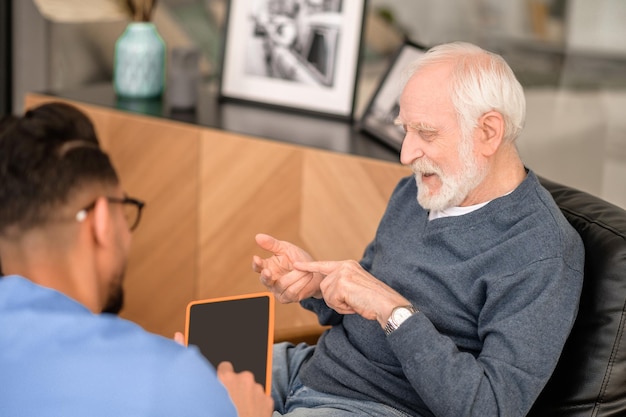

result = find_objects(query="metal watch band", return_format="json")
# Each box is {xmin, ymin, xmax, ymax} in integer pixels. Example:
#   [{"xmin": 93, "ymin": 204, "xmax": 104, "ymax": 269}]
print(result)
[{"xmin": 384, "ymin": 305, "xmax": 418, "ymax": 336}]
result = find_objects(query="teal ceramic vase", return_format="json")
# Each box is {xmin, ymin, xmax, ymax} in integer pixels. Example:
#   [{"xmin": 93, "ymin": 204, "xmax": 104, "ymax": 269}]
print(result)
[{"xmin": 114, "ymin": 22, "xmax": 166, "ymax": 99}]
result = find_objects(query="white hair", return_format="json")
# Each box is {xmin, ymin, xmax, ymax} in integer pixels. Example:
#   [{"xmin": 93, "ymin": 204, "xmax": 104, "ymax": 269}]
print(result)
[{"xmin": 402, "ymin": 42, "xmax": 526, "ymax": 143}]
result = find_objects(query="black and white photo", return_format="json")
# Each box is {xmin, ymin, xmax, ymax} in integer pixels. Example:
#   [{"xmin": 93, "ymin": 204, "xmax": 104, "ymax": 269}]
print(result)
[{"xmin": 220, "ymin": 0, "xmax": 366, "ymax": 119}]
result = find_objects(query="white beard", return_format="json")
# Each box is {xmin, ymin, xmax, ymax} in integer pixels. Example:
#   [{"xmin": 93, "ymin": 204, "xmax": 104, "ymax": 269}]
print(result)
[{"xmin": 411, "ymin": 138, "xmax": 487, "ymax": 211}]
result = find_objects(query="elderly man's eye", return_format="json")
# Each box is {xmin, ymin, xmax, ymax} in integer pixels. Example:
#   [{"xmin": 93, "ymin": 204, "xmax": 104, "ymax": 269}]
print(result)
[{"xmin": 419, "ymin": 130, "xmax": 437, "ymax": 141}]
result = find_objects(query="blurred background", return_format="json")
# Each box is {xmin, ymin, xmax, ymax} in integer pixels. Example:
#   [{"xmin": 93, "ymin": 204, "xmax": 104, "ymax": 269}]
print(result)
[{"xmin": 1, "ymin": 0, "xmax": 625, "ymax": 207}]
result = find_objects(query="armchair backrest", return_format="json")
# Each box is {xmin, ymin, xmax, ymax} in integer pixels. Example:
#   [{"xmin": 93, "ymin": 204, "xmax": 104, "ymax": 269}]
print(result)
[{"xmin": 529, "ymin": 178, "xmax": 626, "ymax": 416}]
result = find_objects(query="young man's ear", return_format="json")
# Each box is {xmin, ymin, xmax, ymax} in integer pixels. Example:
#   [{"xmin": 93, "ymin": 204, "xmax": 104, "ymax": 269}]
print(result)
[
  {"xmin": 91, "ymin": 197, "xmax": 112, "ymax": 247},
  {"xmin": 477, "ymin": 111, "xmax": 504, "ymax": 156}
]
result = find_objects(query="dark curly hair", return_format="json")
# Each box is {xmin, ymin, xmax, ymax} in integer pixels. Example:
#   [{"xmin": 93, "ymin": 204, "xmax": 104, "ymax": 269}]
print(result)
[{"xmin": 0, "ymin": 102, "xmax": 119, "ymax": 237}]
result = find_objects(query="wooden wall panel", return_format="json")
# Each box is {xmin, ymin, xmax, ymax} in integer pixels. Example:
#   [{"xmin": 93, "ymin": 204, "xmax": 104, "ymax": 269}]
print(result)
[
  {"xmin": 197, "ymin": 130, "xmax": 315, "ymax": 341},
  {"xmin": 104, "ymin": 113, "xmax": 200, "ymax": 338},
  {"xmin": 301, "ymin": 151, "xmax": 410, "ymax": 262}
]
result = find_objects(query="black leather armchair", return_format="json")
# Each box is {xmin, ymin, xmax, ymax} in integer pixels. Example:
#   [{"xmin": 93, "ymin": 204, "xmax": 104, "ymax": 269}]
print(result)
[{"xmin": 529, "ymin": 178, "xmax": 626, "ymax": 416}]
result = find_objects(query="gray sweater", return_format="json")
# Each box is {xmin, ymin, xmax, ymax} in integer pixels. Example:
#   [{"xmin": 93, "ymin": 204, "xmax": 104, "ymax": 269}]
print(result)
[{"xmin": 299, "ymin": 171, "xmax": 584, "ymax": 417}]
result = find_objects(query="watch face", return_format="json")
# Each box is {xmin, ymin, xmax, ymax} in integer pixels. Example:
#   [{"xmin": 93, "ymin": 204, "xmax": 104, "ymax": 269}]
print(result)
[{"xmin": 392, "ymin": 307, "xmax": 414, "ymax": 323}]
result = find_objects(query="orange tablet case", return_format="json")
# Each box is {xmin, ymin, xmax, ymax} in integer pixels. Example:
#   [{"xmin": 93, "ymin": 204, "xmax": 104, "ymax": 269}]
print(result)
[{"xmin": 185, "ymin": 292, "xmax": 275, "ymax": 394}]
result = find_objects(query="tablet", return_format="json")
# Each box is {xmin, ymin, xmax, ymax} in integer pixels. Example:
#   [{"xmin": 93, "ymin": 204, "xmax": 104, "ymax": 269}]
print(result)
[{"xmin": 185, "ymin": 292, "xmax": 274, "ymax": 394}]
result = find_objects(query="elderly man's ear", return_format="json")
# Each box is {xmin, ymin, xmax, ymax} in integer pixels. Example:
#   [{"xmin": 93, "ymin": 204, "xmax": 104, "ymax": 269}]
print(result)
[{"xmin": 476, "ymin": 111, "xmax": 505, "ymax": 156}]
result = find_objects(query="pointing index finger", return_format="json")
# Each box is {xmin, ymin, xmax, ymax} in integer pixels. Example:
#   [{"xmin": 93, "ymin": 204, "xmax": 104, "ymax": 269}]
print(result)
[{"xmin": 293, "ymin": 260, "xmax": 339, "ymax": 275}]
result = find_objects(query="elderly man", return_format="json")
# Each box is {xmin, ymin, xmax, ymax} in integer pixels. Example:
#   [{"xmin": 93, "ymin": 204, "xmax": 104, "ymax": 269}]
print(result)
[
  {"xmin": 253, "ymin": 42, "xmax": 584, "ymax": 417},
  {"xmin": 0, "ymin": 102, "xmax": 273, "ymax": 417}
]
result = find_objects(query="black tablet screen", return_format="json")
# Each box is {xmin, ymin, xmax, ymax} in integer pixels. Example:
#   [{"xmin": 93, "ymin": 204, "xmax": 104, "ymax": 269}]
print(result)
[{"xmin": 186, "ymin": 293, "xmax": 274, "ymax": 393}]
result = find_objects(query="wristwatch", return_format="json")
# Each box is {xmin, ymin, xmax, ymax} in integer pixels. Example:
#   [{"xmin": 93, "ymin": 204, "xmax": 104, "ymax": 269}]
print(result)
[{"xmin": 384, "ymin": 305, "xmax": 418, "ymax": 336}]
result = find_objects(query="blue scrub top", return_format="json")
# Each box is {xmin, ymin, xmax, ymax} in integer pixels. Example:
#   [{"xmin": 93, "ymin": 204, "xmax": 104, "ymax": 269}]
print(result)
[{"xmin": 0, "ymin": 275, "xmax": 238, "ymax": 416}]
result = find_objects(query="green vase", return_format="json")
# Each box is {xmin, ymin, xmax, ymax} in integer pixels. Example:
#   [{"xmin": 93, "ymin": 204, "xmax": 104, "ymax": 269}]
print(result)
[{"xmin": 114, "ymin": 22, "xmax": 166, "ymax": 99}]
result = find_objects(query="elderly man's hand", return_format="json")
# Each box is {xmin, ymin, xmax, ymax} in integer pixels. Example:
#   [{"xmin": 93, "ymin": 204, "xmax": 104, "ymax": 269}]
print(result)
[
  {"xmin": 252, "ymin": 233, "xmax": 324, "ymax": 303},
  {"xmin": 294, "ymin": 260, "xmax": 410, "ymax": 327}
]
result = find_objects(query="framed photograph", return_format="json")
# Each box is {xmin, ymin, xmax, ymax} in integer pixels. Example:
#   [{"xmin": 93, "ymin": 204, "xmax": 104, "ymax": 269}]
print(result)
[
  {"xmin": 219, "ymin": 0, "xmax": 367, "ymax": 120},
  {"xmin": 360, "ymin": 41, "xmax": 427, "ymax": 150}
]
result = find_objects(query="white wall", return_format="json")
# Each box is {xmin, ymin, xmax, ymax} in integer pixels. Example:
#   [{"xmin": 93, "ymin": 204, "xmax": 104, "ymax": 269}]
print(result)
[
  {"xmin": 367, "ymin": 0, "xmax": 531, "ymax": 46},
  {"xmin": 566, "ymin": 0, "xmax": 626, "ymax": 54}
]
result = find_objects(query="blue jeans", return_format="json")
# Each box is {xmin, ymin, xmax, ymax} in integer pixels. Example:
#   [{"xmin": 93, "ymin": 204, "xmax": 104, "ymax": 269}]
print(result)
[{"xmin": 271, "ymin": 342, "xmax": 413, "ymax": 417}]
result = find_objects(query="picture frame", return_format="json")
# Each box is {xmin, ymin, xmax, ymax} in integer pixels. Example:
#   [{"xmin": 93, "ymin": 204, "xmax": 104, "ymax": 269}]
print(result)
[
  {"xmin": 360, "ymin": 40, "xmax": 427, "ymax": 150},
  {"xmin": 219, "ymin": 0, "xmax": 367, "ymax": 120}
]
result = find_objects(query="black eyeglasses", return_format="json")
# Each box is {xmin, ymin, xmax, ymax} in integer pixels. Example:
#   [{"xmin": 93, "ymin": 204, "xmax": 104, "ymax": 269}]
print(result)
[{"xmin": 75, "ymin": 196, "xmax": 146, "ymax": 231}]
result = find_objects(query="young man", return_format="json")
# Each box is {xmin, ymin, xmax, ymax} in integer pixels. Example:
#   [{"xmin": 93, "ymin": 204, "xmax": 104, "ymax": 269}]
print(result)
[
  {"xmin": 0, "ymin": 102, "xmax": 272, "ymax": 417},
  {"xmin": 253, "ymin": 42, "xmax": 585, "ymax": 416}
]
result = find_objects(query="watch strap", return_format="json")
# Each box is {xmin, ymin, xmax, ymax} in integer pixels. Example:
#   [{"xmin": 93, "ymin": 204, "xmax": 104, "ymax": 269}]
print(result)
[{"xmin": 384, "ymin": 305, "xmax": 418, "ymax": 336}]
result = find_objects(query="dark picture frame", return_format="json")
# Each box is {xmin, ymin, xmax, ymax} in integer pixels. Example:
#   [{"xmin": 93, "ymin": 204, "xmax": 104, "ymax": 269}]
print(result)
[
  {"xmin": 219, "ymin": 0, "xmax": 367, "ymax": 120},
  {"xmin": 360, "ymin": 40, "xmax": 427, "ymax": 150}
]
